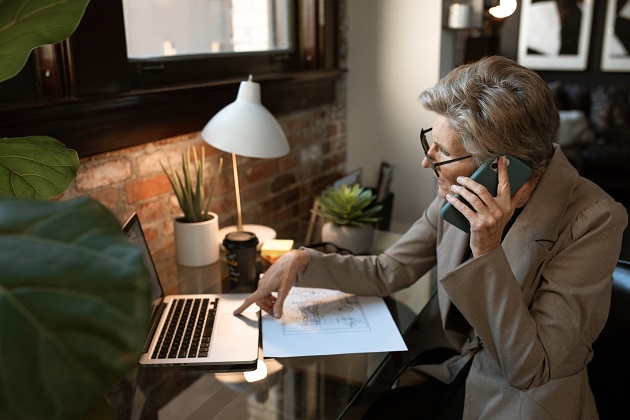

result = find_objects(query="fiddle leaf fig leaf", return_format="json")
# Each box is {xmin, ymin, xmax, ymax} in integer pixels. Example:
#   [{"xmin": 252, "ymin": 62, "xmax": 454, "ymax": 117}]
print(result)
[
  {"xmin": 0, "ymin": 0, "xmax": 91, "ymax": 82},
  {"xmin": 0, "ymin": 196, "xmax": 152, "ymax": 420},
  {"xmin": 0, "ymin": 136, "xmax": 79, "ymax": 200}
]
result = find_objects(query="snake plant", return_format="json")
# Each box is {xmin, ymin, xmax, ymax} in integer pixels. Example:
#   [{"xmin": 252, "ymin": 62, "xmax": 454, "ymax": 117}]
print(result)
[{"xmin": 161, "ymin": 146, "xmax": 223, "ymax": 223}]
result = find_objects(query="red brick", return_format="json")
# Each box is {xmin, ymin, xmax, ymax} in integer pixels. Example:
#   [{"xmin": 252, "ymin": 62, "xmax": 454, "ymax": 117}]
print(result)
[
  {"xmin": 55, "ymin": 102, "xmax": 346, "ymax": 253},
  {"xmin": 125, "ymin": 173, "xmax": 172, "ymax": 204},
  {"xmin": 137, "ymin": 197, "xmax": 172, "ymax": 223},
  {"xmin": 75, "ymin": 158, "xmax": 132, "ymax": 191},
  {"xmin": 137, "ymin": 148, "xmax": 180, "ymax": 177},
  {"xmin": 89, "ymin": 188, "xmax": 121, "ymax": 211}
]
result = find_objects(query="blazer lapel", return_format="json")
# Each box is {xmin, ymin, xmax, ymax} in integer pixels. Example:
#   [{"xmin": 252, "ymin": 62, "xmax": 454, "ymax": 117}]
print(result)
[{"xmin": 501, "ymin": 146, "xmax": 580, "ymax": 295}]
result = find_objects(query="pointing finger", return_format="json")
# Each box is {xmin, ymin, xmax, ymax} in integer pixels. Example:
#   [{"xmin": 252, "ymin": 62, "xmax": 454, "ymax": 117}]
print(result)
[
  {"xmin": 233, "ymin": 290, "xmax": 264, "ymax": 315},
  {"xmin": 233, "ymin": 299, "xmax": 253, "ymax": 315}
]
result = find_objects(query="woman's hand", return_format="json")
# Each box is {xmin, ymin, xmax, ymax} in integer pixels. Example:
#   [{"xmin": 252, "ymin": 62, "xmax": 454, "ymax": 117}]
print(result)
[
  {"xmin": 445, "ymin": 156, "xmax": 535, "ymax": 258},
  {"xmin": 233, "ymin": 249, "xmax": 310, "ymax": 318}
]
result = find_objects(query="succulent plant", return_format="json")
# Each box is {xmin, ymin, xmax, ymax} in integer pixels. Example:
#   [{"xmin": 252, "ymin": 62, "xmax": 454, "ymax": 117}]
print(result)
[
  {"xmin": 161, "ymin": 146, "xmax": 223, "ymax": 223},
  {"xmin": 312, "ymin": 183, "xmax": 383, "ymax": 227}
]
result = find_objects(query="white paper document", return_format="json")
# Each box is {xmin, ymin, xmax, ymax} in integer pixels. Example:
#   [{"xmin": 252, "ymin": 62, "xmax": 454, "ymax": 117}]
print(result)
[{"xmin": 262, "ymin": 287, "xmax": 408, "ymax": 358}]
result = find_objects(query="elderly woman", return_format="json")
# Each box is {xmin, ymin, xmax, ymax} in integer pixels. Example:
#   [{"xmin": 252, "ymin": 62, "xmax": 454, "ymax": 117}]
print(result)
[{"xmin": 235, "ymin": 56, "xmax": 627, "ymax": 419}]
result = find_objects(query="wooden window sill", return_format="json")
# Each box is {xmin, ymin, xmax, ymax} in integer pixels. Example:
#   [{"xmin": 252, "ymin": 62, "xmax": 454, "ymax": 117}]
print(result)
[{"xmin": 0, "ymin": 69, "xmax": 343, "ymax": 157}]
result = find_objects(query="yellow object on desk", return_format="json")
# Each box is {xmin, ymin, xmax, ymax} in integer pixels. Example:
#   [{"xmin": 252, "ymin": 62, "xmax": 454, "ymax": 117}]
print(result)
[{"xmin": 261, "ymin": 239, "xmax": 294, "ymax": 263}]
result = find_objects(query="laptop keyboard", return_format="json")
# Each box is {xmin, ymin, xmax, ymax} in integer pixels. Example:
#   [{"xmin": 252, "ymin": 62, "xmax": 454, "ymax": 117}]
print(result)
[{"xmin": 151, "ymin": 297, "xmax": 219, "ymax": 359}]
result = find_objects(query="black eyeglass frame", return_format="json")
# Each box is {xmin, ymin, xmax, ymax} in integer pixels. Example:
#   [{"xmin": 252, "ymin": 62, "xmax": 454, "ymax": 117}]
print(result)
[{"xmin": 420, "ymin": 127, "xmax": 472, "ymax": 178}]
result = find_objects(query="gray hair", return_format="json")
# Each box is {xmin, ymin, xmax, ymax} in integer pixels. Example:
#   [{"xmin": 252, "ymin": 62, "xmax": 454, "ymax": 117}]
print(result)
[{"xmin": 418, "ymin": 56, "xmax": 558, "ymax": 177}]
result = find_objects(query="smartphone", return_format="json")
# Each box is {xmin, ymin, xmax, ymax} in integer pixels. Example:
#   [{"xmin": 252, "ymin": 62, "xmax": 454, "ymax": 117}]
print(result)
[{"xmin": 439, "ymin": 154, "xmax": 532, "ymax": 233}]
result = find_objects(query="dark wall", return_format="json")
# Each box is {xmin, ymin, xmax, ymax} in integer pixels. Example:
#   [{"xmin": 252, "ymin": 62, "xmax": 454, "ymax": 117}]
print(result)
[{"xmin": 499, "ymin": 2, "xmax": 629, "ymax": 86}]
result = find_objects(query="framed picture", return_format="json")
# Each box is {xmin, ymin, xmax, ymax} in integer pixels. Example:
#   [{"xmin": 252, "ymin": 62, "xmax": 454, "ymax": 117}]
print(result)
[
  {"xmin": 601, "ymin": 0, "xmax": 630, "ymax": 71},
  {"xmin": 517, "ymin": 0, "xmax": 595, "ymax": 71}
]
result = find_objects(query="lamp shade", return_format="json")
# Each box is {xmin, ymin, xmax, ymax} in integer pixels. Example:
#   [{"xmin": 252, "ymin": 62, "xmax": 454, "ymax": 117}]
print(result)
[
  {"xmin": 489, "ymin": 0, "xmax": 517, "ymax": 19},
  {"xmin": 201, "ymin": 75, "xmax": 290, "ymax": 158}
]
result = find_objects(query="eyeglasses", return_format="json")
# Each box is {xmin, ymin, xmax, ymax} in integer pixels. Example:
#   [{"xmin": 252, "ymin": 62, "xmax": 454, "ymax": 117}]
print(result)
[{"xmin": 420, "ymin": 127, "xmax": 472, "ymax": 178}]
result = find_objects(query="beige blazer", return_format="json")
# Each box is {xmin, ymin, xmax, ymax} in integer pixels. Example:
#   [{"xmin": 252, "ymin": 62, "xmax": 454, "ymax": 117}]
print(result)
[{"xmin": 300, "ymin": 146, "xmax": 628, "ymax": 419}]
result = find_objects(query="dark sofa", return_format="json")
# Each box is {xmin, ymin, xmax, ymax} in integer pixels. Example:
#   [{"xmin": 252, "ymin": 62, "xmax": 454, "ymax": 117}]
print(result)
[{"xmin": 549, "ymin": 82, "xmax": 630, "ymax": 208}]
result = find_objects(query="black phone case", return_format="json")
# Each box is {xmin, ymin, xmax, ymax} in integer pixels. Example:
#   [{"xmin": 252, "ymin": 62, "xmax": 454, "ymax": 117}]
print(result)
[{"xmin": 439, "ymin": 154, "xmax": 532, "ymax": 233}]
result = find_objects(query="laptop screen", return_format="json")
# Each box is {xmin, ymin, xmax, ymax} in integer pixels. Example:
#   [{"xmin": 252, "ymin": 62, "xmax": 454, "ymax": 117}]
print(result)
[{"xmin": 122, "ymin": 214, "xmax": 164, "ymax": 306}]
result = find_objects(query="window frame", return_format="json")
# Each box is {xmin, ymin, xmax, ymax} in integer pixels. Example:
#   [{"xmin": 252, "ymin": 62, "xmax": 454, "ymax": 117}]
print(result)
[{"xmin": 0, "ymin": 0, "xmax": 341, "ymax": 158}]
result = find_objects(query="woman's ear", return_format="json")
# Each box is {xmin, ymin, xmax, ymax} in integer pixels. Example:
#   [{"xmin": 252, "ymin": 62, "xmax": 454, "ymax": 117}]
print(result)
[{"xmin": 512, "ymin": 176, "xmax": 540, "ymax": 208}]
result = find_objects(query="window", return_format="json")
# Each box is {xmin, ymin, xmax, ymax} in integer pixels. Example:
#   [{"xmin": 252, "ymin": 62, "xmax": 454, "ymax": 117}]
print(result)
[
  {"xmin": 121, "ymin": 0, "xmax": 297, "ymax": 89},
  {"xmin": 0, "ymin": 0, "xmax": 340, "ymax": 157},
  {"xmin": 123, "ymin": 0, "xmax": 290, "ymax": 58}
]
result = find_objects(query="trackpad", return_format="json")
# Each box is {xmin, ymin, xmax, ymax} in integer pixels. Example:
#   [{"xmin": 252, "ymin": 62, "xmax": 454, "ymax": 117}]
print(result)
[{"xmin": 216, "ymin": 311, "xmax": 258, "ymax": 336}]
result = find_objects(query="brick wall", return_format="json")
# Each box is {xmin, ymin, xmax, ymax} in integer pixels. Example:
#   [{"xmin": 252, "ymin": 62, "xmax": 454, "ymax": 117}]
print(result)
[{"xmin": 59, "ymin": 98, "xmax": 347, "ymax": 283}]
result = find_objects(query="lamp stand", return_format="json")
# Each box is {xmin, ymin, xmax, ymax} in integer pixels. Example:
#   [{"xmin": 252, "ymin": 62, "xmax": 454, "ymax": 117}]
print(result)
[
  {"xmin": 218, "ymin": 153, "xmax": 277, "ymax": 248},
  {"xmin": 232, "ymin": 153, "xmax": 244, "ymax": 231}
]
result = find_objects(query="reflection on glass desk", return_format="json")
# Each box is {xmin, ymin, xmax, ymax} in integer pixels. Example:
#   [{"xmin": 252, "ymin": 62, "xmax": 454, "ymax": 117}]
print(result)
[{"xmin": 116, "ymin": 230, "xmax": 432, "ymax": 420}]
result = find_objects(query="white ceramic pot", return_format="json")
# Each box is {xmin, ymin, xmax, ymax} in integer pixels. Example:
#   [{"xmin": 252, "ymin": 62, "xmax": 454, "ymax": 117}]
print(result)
[
  {"xmin": 321, "ymin": 222, "xmax": 374, "ymax": 255},
  {"xmin": 174, "ymin": 212, "xmax": 220, "ymax": 267}
]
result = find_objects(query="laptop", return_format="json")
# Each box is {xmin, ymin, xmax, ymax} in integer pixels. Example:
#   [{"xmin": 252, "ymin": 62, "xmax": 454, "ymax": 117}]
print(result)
[{"xmin": 122, "ymin": 213, "xmax": 260, "ymax": 369}]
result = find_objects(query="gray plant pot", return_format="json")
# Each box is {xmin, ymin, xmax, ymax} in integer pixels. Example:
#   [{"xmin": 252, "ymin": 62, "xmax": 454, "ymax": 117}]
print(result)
[{"xmin": 321, "ymin": 222, "xmax": 374, "ymax": 255}]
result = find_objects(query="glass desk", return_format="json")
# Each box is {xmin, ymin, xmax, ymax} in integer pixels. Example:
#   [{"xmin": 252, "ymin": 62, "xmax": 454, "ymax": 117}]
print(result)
[{"xmin": 113, "ymin": 231, "xmax": 433, "ymax": 420}]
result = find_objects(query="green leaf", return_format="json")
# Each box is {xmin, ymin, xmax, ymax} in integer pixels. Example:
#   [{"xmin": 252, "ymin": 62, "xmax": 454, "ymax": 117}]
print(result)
[
  {"xmin": 0, "ymin": 0, "xmax": 91, "ymax": 82},
  {"xmin": 0, "ymin": 136, "xmax": 80, "ymax": 200},
  {"xmin": 312, "ymin": 183, "xmax": 382, "ymax": 226},
  {"xmin": 0, "ymin": 196, "xmax": 151, "ymax": 420},
  {"xmin": 161, "ymin": 146, "xmax": 222, "ymax": 223}
]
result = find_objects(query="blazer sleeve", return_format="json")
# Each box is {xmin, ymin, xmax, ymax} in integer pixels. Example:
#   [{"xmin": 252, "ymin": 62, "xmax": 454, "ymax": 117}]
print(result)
[
  {"xmin": 297, "ymin": 196, "xmax": 443, "ymax": 296},
  {"xmin": 440, "ymin": 197, "xmax": 628, "ymax": 390}
]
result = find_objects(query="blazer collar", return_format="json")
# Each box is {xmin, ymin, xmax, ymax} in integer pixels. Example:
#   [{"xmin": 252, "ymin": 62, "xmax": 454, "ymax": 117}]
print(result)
[
  {"xmin": 498, "ymin": 145, "xmax": 580, "ymax": 288},
  {"xmin": 508, "ymin": 144, "xmax": 579, "ymax": 245}
]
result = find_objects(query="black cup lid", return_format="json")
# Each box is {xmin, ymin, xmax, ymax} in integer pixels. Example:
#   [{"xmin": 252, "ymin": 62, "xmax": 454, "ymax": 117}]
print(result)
[{"xmin": 223, "ymin": 231, "xmax": 259, "ymax": 249}]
